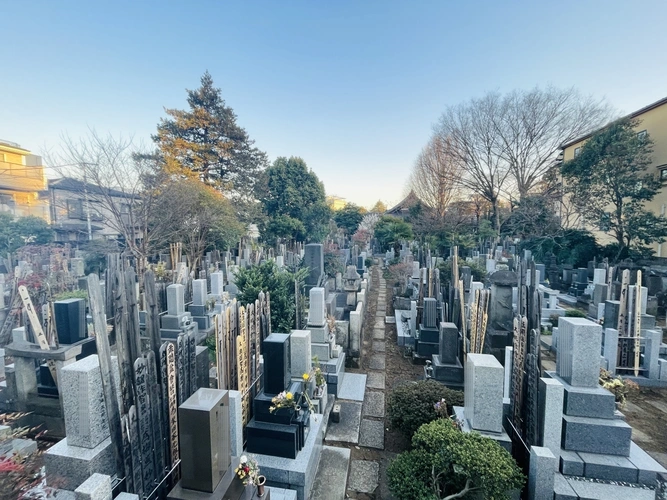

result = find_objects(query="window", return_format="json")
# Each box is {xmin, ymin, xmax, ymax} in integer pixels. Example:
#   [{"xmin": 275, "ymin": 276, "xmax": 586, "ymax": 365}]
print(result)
[
  {"xmin": 637, "ymin": 130, "xmax": 648, "ymax": 140},
  {"xmin": 660, "ymin": 166, "xmax": 667, "ymax": 182},
  {"xmin": 67, "ymin": 199, "xmax": 84, "ymax": 219},
  {"xmin": 574, "ymin": 147, "xmax": 581, "ymax": 158}
]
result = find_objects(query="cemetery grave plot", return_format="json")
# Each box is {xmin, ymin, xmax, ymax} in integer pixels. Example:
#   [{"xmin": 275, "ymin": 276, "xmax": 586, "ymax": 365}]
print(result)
[{"xmin": 622, "ymin": 386, "xmax": 667, "ymax": 468}]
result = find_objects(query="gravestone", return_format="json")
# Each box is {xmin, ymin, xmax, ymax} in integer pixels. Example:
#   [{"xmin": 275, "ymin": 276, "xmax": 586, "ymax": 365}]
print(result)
[
  {"xmin": 422, "ymin": 298, "xmax": 437, "ymax": 328},
  {"xmin": 61, "ymin": 355, "xmax": 110, "ymax": 449},
  {"xmin": 464, "ymin": 354, "xmax": 503, "ymax": 433},
  {"xmin": 192, "ymin": 279, "xmax": 207, "ymax": 307},
  {"xmin": 556, "ymin": 317, "xmax": 601, "ymax": 387},
  {"xmin": 290, "ymin": 330, "xmax": 312, "ymax": 379},
  {"xmin": 431, "ymin": 322, "xmax": 463, "ymax": 387},
  {"xmin": 167, "ymin": 284, "xmax": 185, "ymax": 316},
  {"xmin": 210, "ymin": 272, "xmax": 224, "ymax": 297},
  {"xmin": 308, "ymin": 288, "xmax": 327, "ymax": 327},
  {"xmin": 179, "ymin": 389, "xmax": 230, "ymax": 493},
  {"xmin": 45, "ymin": 355, "xmax": 116, "ymax": 490},
  {"xmin": 55, "ymin": 298, "xmax": 86, "ymax": 344},
  {"xmin": 304, "ymin": 244, "xmax": 324, "ymax": 286},
  {"xmin": 263, "ymin": 333, "xmax": 291, "ymax": 395}
]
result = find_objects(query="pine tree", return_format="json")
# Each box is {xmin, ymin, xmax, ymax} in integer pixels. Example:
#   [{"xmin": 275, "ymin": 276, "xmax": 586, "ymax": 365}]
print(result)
[{"xmin": 153, "ymin": 72, "xmax": 267, "ymax": 212}]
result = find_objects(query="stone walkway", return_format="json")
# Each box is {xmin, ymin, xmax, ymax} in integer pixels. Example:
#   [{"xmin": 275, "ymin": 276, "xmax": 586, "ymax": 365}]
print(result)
[
  {"xmin": 350, "ymin": 268, "xmax": 388, "ymax": 495},
  {"xmin": 314, "ymin": 265, "xmax": 389, "ymax": 499}
]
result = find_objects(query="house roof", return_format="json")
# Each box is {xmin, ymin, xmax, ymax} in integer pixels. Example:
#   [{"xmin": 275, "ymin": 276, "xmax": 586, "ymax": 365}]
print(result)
[
  {"xmin": 560, "ymin": 95, "xmax": 667, "ymax": 150},
  {"xmin": 48, "ymin": 177, "xmax": 130, "ymax": 199},
  {"xmin": 386, "ymin": 190, "xmax": 422, "ymax": 214}
]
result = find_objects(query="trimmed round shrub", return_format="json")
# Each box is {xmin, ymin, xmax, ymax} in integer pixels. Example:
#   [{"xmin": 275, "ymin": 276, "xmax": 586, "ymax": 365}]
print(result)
[
  {"xmin": 388, "ymin": 419, "xmax": 525, "ymax": 500},
  {"xmin": 386, "ymin": 449, "xmax": 435, "ymax": 500},
  {"xmin": 388, "ymin": 380, "xmax": 464, "ymax": 439}
]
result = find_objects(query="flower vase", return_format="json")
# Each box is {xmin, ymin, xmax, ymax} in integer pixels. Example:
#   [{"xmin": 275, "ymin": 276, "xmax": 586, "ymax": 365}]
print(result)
[{"xmin": 256, "ymin": 475, "xmax": 266, "ymax": 497}]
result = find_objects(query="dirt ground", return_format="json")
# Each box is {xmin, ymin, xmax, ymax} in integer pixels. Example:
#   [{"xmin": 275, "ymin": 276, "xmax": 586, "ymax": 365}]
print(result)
[
  {"xmin": 345, "ymin": 266, "xmax": 667, "ymax": 498},
  {"xmin": 343, "ymin": 265, "xmax": 423, "ymax": 500},
  {"xmin": 542, "ymin": 344, "xmax": 667, "ymax": 468}
]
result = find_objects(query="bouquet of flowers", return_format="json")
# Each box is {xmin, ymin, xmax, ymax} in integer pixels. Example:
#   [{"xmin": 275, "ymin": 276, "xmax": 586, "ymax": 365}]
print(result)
[
  {"xmin": 433, "ymin": 398, "xmax": 449, "ymax": 419},
  {"xmin": 235, "ymin": 455, "xmax": 260, "ymax": 485},
  {"xmin": 269, "ymin": 391, "xmax": 296, "ymax": 413}
]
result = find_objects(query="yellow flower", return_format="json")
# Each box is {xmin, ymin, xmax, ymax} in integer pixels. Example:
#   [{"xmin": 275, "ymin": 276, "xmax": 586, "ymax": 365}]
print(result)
[
  {"xmin": 286, "ymin": 392, "xmax": 293, "ymax": 400},
  {"xmin": 303, "ymin": 373, "xmax": 310, "ymax": 381}
]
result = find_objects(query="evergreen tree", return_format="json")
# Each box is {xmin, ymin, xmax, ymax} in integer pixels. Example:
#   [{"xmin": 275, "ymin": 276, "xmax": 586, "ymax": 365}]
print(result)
[
  {"xmin": 561, "ymin": 118, "xmax": 667, "ymax": 259},
  {"xmin": 259, "ymin": 157, "xmax": 331, "ymax": 243},
  {"xmin": 152, "ymin": 72, "xmax": 267, "ymax": 214}
]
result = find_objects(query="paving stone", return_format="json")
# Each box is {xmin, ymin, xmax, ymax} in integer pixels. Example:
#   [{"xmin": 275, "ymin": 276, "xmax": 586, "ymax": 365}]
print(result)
[
  {"xmin": 371, "ymin": 341, "xmax": 385, "ymax": 352},
  {"xmin": 347, "ymin": 460, "xmax": 379, "ymax": 494},
  {"xmin": 337, "ymin": 373, "xmax": 367, "ymax": 401},
  {"xmin": 375, "ymin": 312, "xmax": 385, "ymax": 318},
  {"xmin": 373, "ymin": 320, "xmax": 385, "ymax": 329},
  {"xmin": 373, "ymin": 329, "xmax": 385, "ymax": 340},
  {"xmin": 362, "ymin": 391, "xmax": 385, "ymax": 418},
  {"xmin": 311, "ymin": 446, "xmax": 350, "ymax": 500},
  {"xmin": 385, "ymin": 316, "xmax": 396, "ymax": 324},
  {"xmin": 368, "ymin": 353, "xmax": 385, "ymax": 370},
  {"xmin": 359, "ymin": 420, "xmax": 384, "ymax": 449},
  {"xmin": 366, "ymin": 372, "xmax": 385, "ymax": 390},
  {"xmin": 325, "ymin": 401, "xmax": 362, "ymax": 444}
]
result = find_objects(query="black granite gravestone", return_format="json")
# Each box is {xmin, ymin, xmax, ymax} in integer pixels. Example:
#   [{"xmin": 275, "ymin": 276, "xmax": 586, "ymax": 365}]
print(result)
[
  {"xmin": 54, "ymin": 298, "xmax": 86, "ymax": 344},
  {"xmin": 263, "ymin": 333, "xmax": 291, "ymax": 395}
]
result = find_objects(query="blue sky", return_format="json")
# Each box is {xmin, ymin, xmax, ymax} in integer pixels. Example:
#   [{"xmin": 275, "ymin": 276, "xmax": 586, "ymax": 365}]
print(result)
[{"xmin": 2, "ymin": 1, "xmax": 667, "ymax": 208}]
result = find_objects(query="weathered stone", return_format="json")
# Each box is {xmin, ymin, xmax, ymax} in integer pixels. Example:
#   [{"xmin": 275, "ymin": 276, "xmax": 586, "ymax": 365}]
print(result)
[
  {"xmin": 359, "ymin": 419, "xmax": 384, "ymax": 449},
  {"xmin": 528, "ymin": 447, "xmax": 556, "ymax": 500},
  {"xmin": 464, "ymin": 354, "xmax": 503, "ymax": 433},
  {"xmin": 348, "ymin": 460, "xmax": 379, "ymax": 494},
  {"xmin": 362, "ymin": 391, "xmax": 385, "ymax": 418},
  {"xmin": 556, "ymin": 317, "xmax": 602, "ymax": 388}
]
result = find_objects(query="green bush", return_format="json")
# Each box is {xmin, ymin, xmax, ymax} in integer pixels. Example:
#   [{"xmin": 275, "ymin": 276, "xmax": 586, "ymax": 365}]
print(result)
[
  {"xmin": 53, "ymin": 290, "xmax": 88, "ymax": 301},
  {"xmin": 387, "ymin": 449, "xmax": 435, "ymax": 500},
  {"xmin": 388, "ymin": 380, "xmax": 464, "ymax": 439},
  {"xmin": 564, "ymin": 309, "xmax": 586, "ymax": 318},
  {"xmin": 388, "ymin": 419, "xmax": 525, "ymax": 500},
  {"xmin": 437, "ymin": 259, "xmax": 487, "ymax": 287},
  {"xmin": 365, "ymin": 257, "xmax": 373, "ymax": 269}
]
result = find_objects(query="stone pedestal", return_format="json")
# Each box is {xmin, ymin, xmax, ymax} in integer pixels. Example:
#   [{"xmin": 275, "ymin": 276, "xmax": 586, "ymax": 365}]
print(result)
[
  {"xmin": 538, "ymin": 377, "xmax": 564, "ymax": 467},
  {"xmin": 464, "ymin": 354, "xmax": 503, "ymax": 433},
  {"xmin": 528, "ymin": 447, "xmax": 556, "ymax": 500}
]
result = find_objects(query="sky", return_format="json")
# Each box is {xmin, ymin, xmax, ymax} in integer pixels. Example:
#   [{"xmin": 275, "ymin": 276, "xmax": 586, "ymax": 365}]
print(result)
[{"xmin": 2, "ymin": 1, "xmax": 667, "ymax": 209}]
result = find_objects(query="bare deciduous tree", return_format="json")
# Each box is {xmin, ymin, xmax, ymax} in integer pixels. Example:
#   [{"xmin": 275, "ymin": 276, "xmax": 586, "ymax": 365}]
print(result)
[
  {"xmin": 436, "ymin": 92, "xmax": 510, "ymax": 230},
  {"xmin": 409, "ymin": 135, "xmax": 463, "ymax": 219},
  {"xmin": 496, "ymin": 86, "xmax": 614, "ymax": 198},
  {"xmin": 434, "ymin": 87, "xmax": 614, "ymax": 230},
  {"xmin": 48, "ymin": 130, "xmax": 168, "ymax": 270}
]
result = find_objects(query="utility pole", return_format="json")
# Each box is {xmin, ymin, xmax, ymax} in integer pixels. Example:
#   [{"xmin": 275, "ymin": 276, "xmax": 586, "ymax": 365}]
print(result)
[{"xmin": 83, "ymin": 170, "xmax": 93, "ymax": 240}]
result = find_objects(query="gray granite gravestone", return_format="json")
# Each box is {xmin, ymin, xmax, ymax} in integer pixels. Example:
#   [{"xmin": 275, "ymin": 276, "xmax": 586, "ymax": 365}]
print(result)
[
  {"xmin": 290, "ymin": 330, "xmax": 312, "ymax": 379},
  {"xmin": 556, "ymin": 317, "xmax": 601, "ymax": 388},
  {"xmin": 179, "ymin": 389, "xmax": 231, "ymax": 493},
  {"xmin": 308, "ymin": 287, "xmax": 327, "ymax": 327},
  {"xmin": 464, "ymin": 354, "xmax": 503, "ymax": 433}
]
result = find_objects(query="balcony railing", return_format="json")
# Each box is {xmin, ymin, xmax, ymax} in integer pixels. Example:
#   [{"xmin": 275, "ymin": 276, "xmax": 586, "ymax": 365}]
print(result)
[{"xmin": 0, "ymin": 161, "xmax": 47, "ymax": 191}]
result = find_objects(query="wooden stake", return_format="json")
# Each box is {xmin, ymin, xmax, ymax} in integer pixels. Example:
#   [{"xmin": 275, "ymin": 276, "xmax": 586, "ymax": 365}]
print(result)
[
  {"xmin": 17, "ymin": 286, "xmax": 58, "ymax": 386},
  {"xmin": 87, "ymin": 273, "xmax": 125, "ymax": 479},
  {"xmin": 634, "ymin": 271, "xmax": 642, "ymax": 376}
]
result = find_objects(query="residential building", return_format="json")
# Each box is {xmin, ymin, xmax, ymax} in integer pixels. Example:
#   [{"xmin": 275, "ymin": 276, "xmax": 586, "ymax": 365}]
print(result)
[
  {"xmin": 48, "ymin": 177, "xmax": 129, "ymax": 243},
  {"xmin": 0, "ymin": 140, "xmax": 49, "ymax": 219},
  {"xmin": 326, "ymin": 195, "xmax": 347, "ymax": 211},
  {"xmin": 560, "ymin": 96, "xmax": 667, "ymax": 256}
]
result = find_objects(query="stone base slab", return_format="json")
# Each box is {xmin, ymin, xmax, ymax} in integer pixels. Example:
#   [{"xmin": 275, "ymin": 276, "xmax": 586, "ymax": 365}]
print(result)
[{"xmin": 44, "ymin": 437, "xmax": 115, "ymax": 491}]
